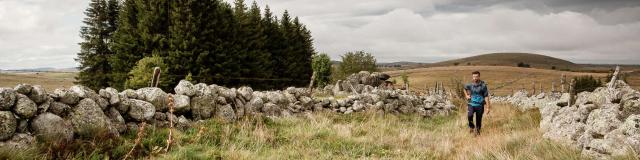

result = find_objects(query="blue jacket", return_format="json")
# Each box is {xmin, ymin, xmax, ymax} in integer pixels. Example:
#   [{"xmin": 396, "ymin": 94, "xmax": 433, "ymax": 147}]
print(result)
[{"xmin": 465, "ymin": 80, "xmax": 489, "ymax": 107}]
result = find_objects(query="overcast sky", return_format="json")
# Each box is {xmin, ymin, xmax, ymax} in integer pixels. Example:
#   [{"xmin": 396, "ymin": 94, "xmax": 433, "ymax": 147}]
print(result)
[{"xmin": 1, "ymin": 0, "xmax": 639, "ymax": 69}]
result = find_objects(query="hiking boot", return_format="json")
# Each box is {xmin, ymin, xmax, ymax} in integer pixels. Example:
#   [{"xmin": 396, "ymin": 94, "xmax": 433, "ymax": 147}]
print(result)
[
  {"xmin": 475, "ymin": 128, "xmax": 481, "ymax": 136},
  {"xmin": 469, "ymin": 128, "xmax": 474, "ymax": 134}
]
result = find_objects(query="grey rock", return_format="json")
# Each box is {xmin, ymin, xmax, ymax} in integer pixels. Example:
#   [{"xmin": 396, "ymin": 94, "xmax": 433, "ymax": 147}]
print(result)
[
  {"xmin": 194, "ymin": 83, "xmax": 213, "ymax": 97},
  {"xmin": 0, "ymin": 88, "xmax": 16, "ymax": 110},
  {"xmin": 14, "ymin": 94, "xmax": 37, "ymax": 118},
  {"xmin": 191, "ymin": 95, "xmax": 216, "ymax": 120},
  {"xmin": 136, "ymin": 87, "xmax": 168, "ymax": 112},
  {"xmin": 586, "ymin": 105, "xmax": 622, "ymax": 136},
  {"xmin": 13, "ymin": 84, "xmax": 32, "ymax": 95},
  {"xmin": 237, "ymin": 87, "xmax": 253, "ymax": 101},
  {"xmin": 17, "ymin": 119, "xmax": 28, "ymax": 133},
  {"xmin": 54, "ymin": 88, "xmax": 79, "ymax": 105},
  {"xmin": 216, "ymin": 104, "xmax": 236, "ymax": 122},
  {"xmin": 173, "ymin": 94, "xmax": 191, "ymax": 113},
  {"xmin": 262, "ymin": 103, "xmax": 281, "ymax": 117},
  {"xmin": 0, "ymin": 133, "xmax": 35, "ymax": 149},
  {"xmin": 30, "ymin": 113, "xmax": 74, "ymax": 143},
  {"xmin": 175, "ymin": 80, "xmax": 196, "ymax": 96},
  {"xmin": 128, "ymin": 99, "xmax": 156, "ymax": 121},
  {"xmin": 0, "ymin": 111, "xmax": 17, "ymax": 141},
  {"xmin": 49, "ymin": 102, "xmax": 71, "ymax": 116},
  {"xmin": 28, "ymin": 85, "xmax": 47, "ymax": 104},
  {"xmin": 106, "ymin": 107, "xmax": 127, "ymax": 133},
  {"xmin": 121, "ymin": 89, "xmax": 138, "ymax": 99},
  {"xmin": 69, "ymin": 98, "xmax": 116, "ymax": 137},
  {"xmin": 99, "ymin": 87, "xmax": 120, "ymax": 105},
  {"xmin": 37, "ymin": 97, "xmax": 52, "ymax": 114},
  {"xmin": 246, "ymin": 97, "xmax": 264, "ymax": 115}
]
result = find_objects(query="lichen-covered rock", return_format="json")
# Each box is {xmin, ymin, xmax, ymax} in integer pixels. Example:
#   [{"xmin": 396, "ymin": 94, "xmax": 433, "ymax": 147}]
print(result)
[
  {"xmin": 173, "ymin": 94, "xmax": 190, "ymax": 113},
  {"xmin": 69, "ymin": 98, "xmax": 116, "ymax": 137},
  {"xmin": 99, "ymin": 87, "xmax": 120, "ymax": 105},
  {"xmin": 54, "ymin": 88, "xmax": 79, "ymax": 105},
  {"xmin": 0, "ymin": 111, "xmax": 17, "ymax": 141},
  {"xmin": 216, "ymin": 104, "xmax": 236, "ymax": 122},
  {"xmin": 128, "ymin": 99, "xmax": 155, "ymax": 121},
  {"xmin": 237, "ymin": 87, "xmax": 253, "ymax": 101},
  {"xmin": 262, "ymin": 103, "xmax": 281, "ymax": 117},
  {"xmin": 175, "ymin": 80, "xmax": 196, "ymax": 96},
  {"xmin": 37, "ymin": 96, "xmax": 52, "ymax": 114},
  {"xmin": 70, "ymin": 85, "xmax": 108, "ymax": 109},
  {"xmin": 0, "ymin": 133, "xmax": 35, "ymax": 149},
  {"xmin": 30, "ymin": 113, "xmax": 74, "ymax": 143},
  {"xmin": 106, "ymin": 107, "xmax": 127, "ymax": 133},
  {"xmin": 120, "ymin": 89, "xmax": 138, "ymax": 99},
  {"xmin": 190, "ymin": 95, "xmax": 216, "ymax": 120},
  {"xmin": 0, "ymin": 88, "xmax": 16, "ymax": 110},
  {"xmin": 194, "ymin": 83, "xmax": 213, "ymax": 97},
  {"xmin": 13, "ymin": 83, "xmax": 32, "ymax": 95},
  {"xmin": 49, "ymin": 101, "xmax": 71, "ymax": 117},
  {"xmin": 246, "ymin": 97, "xmax": 264, "ymax": 115},
  {"xmin": 28, "ymin": 85, "xmax": 47, "ymax": 104},
  {"xmin": 136, "ymin": 87, "xmax": 168, "ymax": 112},
  {"xmin": 586, "ymin": 105, "xmax": 622, "ymax": 136},
  {"xmin": 14, "ymin": 94, "xmax": 37, "ymax": 118}
]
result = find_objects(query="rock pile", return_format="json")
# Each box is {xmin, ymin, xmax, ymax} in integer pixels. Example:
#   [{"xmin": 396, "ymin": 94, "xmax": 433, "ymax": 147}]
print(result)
[
  {"xmin": 492, "ymin": 80, "xmax": 640, "ymax": 159},
  {"xmin": 0, "ymin": 71, "xmax": 456, "ymax": 149}
]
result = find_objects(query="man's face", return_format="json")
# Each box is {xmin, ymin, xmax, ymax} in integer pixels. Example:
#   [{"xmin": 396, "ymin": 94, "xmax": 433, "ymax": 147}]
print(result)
[{"xmin": 472, "ymin": 74, "xmax": 480, "ymax": 82}]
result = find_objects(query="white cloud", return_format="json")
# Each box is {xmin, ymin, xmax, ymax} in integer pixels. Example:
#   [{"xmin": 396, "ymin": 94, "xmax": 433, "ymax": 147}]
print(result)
[{"xmin": 1, "ymin": 0, "xmax": 639, "ymax": 70}]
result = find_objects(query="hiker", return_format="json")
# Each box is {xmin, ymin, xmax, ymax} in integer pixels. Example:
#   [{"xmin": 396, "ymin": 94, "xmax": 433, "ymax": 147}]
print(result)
[{"xmin": 464, "ymin": 71, "xmax": 491, "ymax": 136}]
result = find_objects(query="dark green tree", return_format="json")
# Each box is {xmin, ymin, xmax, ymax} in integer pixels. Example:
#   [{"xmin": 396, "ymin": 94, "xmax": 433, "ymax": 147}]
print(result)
[{"xmin": 76, "ymin": 0, "xmax": 120, "ymax": 90}]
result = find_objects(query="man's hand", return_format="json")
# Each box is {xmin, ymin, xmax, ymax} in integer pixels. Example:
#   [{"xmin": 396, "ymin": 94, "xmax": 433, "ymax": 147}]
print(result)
[
  {"xmin": 485, "ymin": 106, "xmax": 491, "ymax": 115},
  {"xmin": 465, "ymin": 95, "xmax": 471, "ymax": 100}
]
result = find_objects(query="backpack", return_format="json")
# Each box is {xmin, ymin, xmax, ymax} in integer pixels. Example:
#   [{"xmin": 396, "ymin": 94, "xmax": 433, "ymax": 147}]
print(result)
[{"xmin": 469, "ymin": 95, "xmax": 485, "ymax": 107}]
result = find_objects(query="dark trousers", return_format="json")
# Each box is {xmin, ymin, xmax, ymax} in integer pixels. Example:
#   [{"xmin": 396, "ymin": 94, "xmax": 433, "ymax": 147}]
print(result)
[{"xmin": 468, "ymin": 105, "xmax": 484, "ymax": 131}]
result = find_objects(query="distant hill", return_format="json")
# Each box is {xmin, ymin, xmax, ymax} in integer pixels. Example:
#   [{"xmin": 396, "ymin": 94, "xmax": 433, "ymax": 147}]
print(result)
[
  {"xmin": 3, "ymin": 67, "xmax": 78, "ymax": 73},
  {"xmin": 429, "ymin": 53, "xmax": 577, "ymax": 70}
]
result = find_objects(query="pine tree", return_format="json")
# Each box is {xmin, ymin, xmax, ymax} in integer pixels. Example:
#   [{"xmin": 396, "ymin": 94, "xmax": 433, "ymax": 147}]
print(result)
[
  {"xmin": 166, "ymin": 0, "xmax": 198, "ymax": 90},
  {"xmin": 110, "ymin": 0, "xmax": 171, "ymax": 90},
  {"xmin": 76, "ymin": 0, "xmax": 120, "ymax": 90},
  {"xmin": 110, "ymin": 0, "xmax": 142, "ymax": 90}
]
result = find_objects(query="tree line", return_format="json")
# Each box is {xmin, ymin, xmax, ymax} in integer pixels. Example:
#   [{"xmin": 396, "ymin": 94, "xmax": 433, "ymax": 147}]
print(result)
[{"xmin": 76, "ymin": 0, "xmax": 315, "ymax": 91}]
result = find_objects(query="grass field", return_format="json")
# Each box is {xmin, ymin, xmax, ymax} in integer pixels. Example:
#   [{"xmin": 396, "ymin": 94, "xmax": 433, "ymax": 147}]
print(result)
[
  {"xmin": 5, "ymin": 101, "xmax": 605, "ymax": 160},
  {"xmin": 384, "ymin": 66, "xmax": 640, "ymax": 96},
  {"xmin": 0, "ymin": 72, "xmax": 76, "ymax": 91}
]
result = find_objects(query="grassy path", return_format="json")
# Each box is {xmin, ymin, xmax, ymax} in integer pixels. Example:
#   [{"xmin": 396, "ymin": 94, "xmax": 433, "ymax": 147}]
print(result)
[
  {"xmin": 4, "ymin": 103, "xmax": 588, "ymax": 159},
  {"xmin": 156, "ymin": 103, "xmax": 585, "ymax": 159}
]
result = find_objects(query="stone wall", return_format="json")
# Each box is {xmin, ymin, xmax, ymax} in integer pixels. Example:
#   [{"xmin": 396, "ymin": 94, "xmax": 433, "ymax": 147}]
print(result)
[
  {"xmin": 0, "ymin": 71, "xmax": 456, "ymax": 149},
  {"xmin": 492, "ymin": 80, "xmax": 640, "ymax": 159}
]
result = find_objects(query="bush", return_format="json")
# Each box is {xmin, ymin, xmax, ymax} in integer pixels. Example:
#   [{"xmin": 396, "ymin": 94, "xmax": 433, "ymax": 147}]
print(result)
[
  {"xmin": 125, "ymin": 55, "xmax": 170, "ymax": 90},
  {"xmin": 332, "ymin": 51, "xmax": 377, "ymax": 82},
  {"xmin": 572, "ymin": 75, "xmax": 602, "ymax": 93},
  {"xmin": 312, "ymin": 53, "xmax": 332, "ymax": 88},
  {"xmin": 517, "ymin": 62, "xmax": 530, "ymax": 68},
  {"xmin": 401, "ymin": 72, "xmax": 409, "ymax": 86}
]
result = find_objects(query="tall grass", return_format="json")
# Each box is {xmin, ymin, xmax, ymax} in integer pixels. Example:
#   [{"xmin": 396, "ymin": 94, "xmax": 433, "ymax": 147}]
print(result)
[{"xmin": 8, "ymin": 102, "xmax": 595, "ymax": 160}]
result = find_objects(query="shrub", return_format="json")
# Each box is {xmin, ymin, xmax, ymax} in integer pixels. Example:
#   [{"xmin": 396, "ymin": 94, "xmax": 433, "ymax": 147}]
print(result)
[
  {"xmin": 125, "ymin": 55, "xmax": 170, "ymax": 90},
  {"xmin": 572, "ymin": 75, "xmax": 602, "ymax": 93},
  {"xmin": 517, "ymin": 62, "xmax": 530, "ymax": 68},
  {"xmin": 312, "ymin": 53, "xmax": 332, "ymax": 88}
]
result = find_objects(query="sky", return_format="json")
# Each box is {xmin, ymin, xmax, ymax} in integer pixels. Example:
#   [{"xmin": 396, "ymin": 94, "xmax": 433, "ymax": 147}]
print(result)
[{"xmin": 1, "ymin": 0, "xmax": 639, "ymax": 70}]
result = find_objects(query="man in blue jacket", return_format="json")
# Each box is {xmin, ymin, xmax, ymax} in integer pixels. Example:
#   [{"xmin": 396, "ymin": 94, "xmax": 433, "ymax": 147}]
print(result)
[{"xmin": 464, "ymin": 71, "xmax": 491, "ymax": 136}]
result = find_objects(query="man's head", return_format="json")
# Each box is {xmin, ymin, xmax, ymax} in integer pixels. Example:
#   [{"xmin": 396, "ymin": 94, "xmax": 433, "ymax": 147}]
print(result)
[{"xmin": 472, "ymin": 71, "xmax": 480, "ymax": 83}]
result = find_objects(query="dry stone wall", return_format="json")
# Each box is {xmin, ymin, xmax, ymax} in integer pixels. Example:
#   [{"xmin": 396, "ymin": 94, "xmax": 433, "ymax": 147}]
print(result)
[
  {"xmin": 492, "ymin": 80, "xmax": 640, "ymax": 159},
  {"xmin": 0, "ymin": 71, "xmax": 456, "ymax": 149}
]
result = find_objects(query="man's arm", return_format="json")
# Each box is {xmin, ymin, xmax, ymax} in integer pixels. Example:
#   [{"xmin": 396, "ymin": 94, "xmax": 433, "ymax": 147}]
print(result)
[
  {"xmin": 485, "ymin": 86, "xmax": 491, "ymax": 114},
  {"xmin": 464, "ymin": 84, "xmax": 471, "ymax": 100}
]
